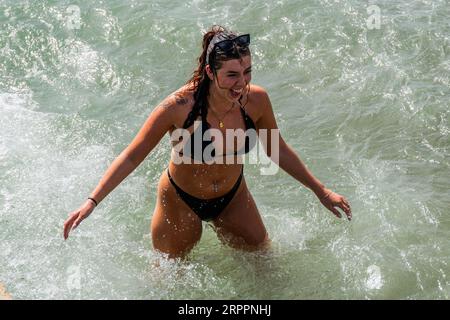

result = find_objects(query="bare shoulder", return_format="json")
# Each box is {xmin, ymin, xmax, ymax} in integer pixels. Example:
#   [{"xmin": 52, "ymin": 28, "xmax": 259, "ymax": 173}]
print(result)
[
  {"xmin": 246, "ymin": 84, "xmax": 272, "ymax": 120},
  {"xmin": 249, "ymin": 84, "xmax": 272, "ymax": 107},
  {"xmin": 156, "ymin": 85, "xmax": 193, "ymax": 111},
  {"xmin": 173, "ymin": 84, "xmax": 195, "ymax": 105},
  {"xmin": 249, "ymin": 83, "xmax": 269, "ymax": 97},
  {"xmin": 152, "ymin": 84, "xmax": 195, "ymax": 128}
]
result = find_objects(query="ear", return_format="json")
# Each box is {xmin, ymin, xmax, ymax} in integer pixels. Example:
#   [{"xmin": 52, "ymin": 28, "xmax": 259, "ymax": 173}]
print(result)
[{"xmin": 205, "ymin": 64, "xmax": 214, "ymax": 81}]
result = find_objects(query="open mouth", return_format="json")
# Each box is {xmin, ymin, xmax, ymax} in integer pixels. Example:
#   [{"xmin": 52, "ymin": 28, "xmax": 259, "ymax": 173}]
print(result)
[{"xmin": 229, "ymin": 88, "xmax": 243, "ymax": 98}]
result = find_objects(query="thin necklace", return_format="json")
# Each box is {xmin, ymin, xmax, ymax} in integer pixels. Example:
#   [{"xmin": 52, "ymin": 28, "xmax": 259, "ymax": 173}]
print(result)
[{"xmin": 209, "ymin": 102, "xmax": 235, "ymax": 128}]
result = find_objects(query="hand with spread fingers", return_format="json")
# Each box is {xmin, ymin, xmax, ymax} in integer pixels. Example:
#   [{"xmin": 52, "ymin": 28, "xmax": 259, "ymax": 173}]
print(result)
[
  {"xmin": 319, "ymin": 188, "xmax": 352, "ymax": 221},
  {"xmin": 63, "ymin": 199, "xmax": 97, "ymax": 240}
]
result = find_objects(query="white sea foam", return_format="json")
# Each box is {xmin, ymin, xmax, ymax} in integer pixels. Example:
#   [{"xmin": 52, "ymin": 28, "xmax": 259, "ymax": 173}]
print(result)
[{"xmin": 366, "ymin": 265, "xmax": 383, "ymax": 290}]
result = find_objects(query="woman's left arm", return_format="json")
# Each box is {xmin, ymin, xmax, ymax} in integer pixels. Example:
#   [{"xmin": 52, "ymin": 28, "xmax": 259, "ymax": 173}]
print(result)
[{"xmin": 254, "ymin": 86, "xmax": 352, "ymax": 220}]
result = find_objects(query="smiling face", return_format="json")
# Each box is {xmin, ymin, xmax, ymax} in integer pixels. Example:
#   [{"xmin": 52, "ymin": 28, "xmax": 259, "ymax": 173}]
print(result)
[{"xmin": 207, "ymin": 54, "xmax": 252, "ymax": 103}]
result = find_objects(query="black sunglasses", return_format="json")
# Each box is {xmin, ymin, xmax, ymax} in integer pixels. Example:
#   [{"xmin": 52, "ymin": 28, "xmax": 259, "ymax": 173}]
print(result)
[{"xmin": 213, "ymin": 34, "xmax": 251, "ymax": 53}]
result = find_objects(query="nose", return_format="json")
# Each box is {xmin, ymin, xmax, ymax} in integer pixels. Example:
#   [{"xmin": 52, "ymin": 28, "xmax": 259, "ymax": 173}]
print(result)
[{"xmin": 235, "ymin": 74, "xmax": 247, "ymax": 88}]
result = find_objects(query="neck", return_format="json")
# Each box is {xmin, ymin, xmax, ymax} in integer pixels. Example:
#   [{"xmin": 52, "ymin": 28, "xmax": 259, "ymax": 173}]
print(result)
[{"xmin": 207, "ymin": 81, "xmax": 233, "ymax": 113}]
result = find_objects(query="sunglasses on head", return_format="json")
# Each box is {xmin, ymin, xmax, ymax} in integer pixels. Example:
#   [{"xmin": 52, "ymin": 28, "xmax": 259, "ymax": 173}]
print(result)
[{"xmin": 213, "ymin": 34, "xmax": 251, "ymax": 53}]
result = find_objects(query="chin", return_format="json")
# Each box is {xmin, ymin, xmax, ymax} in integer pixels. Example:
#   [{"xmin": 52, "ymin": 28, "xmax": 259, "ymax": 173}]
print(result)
[{"xmin": 227, "ymin": 96, "xmax": 240, "ymax": 102}]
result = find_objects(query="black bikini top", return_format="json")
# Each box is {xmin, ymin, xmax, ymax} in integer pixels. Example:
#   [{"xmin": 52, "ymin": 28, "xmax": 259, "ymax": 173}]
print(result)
[{"xmin": 178, "ymin": 106, "xmax": 257, "ymax": 163}]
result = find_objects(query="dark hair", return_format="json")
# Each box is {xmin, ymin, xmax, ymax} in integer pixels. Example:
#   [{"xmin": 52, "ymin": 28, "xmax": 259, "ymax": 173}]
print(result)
[{"xmin": 183, "ymin": 26, "xmax": 250, "ymax": 129}]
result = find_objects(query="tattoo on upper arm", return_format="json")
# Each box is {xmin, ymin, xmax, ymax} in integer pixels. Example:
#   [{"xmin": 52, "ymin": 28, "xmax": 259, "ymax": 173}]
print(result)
[
  {"xmin": 157, "ymin": 92, "xmax": 189, "ymax": 111},
  {"xmin": 174, "ymin": 94, "xmax": 188, "ymax": 105},
  {"xmin": 159, "ymin": 96, "xmax": 175, "ymax": 109}
]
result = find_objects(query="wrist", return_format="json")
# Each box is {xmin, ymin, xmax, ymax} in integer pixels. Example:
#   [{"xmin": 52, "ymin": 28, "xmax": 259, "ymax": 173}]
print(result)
[
  {"xmin": 316, "ymin": 187, "xmax": 332, "ymax": 200},
  {"xmin": 87, "ymin": 197, "xmax": 98, "ymax": 207}
]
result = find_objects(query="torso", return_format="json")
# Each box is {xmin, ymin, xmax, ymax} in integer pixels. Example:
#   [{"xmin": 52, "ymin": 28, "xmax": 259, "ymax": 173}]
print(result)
[{"xmin": 166, "ymin": 83, "xmax": 263, "ymax": 199}]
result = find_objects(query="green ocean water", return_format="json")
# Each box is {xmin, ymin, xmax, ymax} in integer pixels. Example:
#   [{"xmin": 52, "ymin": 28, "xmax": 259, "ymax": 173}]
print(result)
[{"xmin": 0, "ymin": 0, "xmax": 449, "ymax": 299}]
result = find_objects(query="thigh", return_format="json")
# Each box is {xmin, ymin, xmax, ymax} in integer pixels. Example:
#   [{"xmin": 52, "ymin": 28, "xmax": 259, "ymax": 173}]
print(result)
[
  {"xmin": 212, "ymin": 178, "xmax": 269, "ymax": 251},
  {"xmin": 151, "ymin": 170, "xmax": 203, "ymax": 258}
]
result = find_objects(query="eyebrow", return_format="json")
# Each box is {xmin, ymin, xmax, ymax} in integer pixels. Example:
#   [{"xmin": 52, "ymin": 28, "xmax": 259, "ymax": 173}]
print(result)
[{"xmin": 226, "ymin": 66, "xmax": 252, "ymax": 74}]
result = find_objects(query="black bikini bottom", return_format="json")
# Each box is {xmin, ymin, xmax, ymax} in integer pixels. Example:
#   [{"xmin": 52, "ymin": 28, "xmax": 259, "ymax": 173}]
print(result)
[{"xmin": 167, "ymin": 166, "xmax": 243, "ymax": 221}]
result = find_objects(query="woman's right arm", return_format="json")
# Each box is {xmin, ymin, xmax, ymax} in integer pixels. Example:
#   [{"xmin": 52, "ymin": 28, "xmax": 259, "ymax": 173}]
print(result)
[{"xmin": 63, "ymin": 95, "xmax": 177, "ymax": 239}]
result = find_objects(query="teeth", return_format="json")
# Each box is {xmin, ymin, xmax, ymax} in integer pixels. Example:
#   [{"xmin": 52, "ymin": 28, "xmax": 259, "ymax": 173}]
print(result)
[{"xmin": 231, "ymin": 89, "xmax": 243, "ymax": 93}]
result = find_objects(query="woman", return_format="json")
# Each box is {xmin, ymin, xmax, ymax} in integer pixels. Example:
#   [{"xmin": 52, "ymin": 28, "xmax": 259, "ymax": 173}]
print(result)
[{"xmin": 63, "ymin": 26, "xmax": 352, "ymax": 258}]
